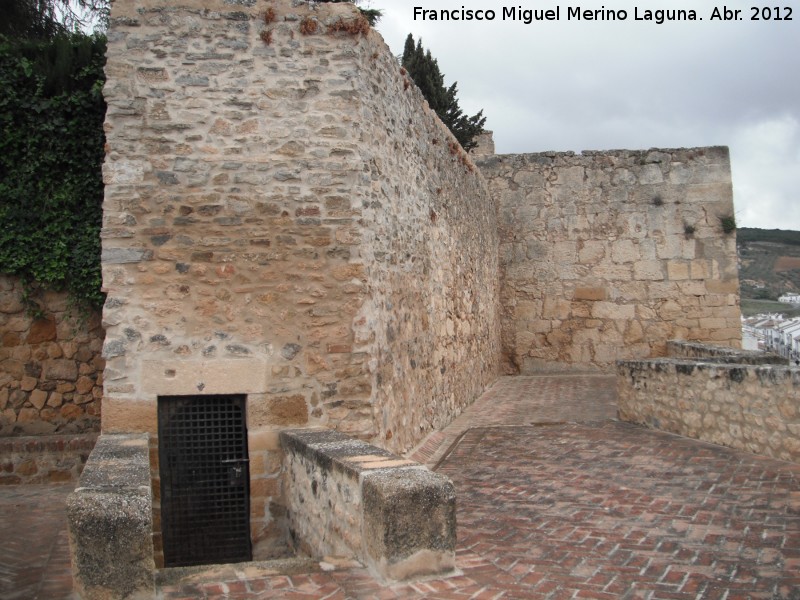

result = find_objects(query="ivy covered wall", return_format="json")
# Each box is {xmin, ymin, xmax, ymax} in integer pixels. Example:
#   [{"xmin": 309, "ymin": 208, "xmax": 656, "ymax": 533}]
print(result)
[
  {"xmin": 0, "ymin": 34, "xmax": 106, "ymax": 311},
  {"xmin": 0, "ymin": 34, "xmax": 106, "ymax": 437}
]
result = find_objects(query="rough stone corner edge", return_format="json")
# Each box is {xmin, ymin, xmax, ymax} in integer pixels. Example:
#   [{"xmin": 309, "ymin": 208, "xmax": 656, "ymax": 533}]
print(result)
[
  {"xmin": 361, "ymin": 467, "xmax": 458, "ymax": 583},
  {"xmin": 66, "ymin": 433, "xmax": 156, "ymax": 600}
]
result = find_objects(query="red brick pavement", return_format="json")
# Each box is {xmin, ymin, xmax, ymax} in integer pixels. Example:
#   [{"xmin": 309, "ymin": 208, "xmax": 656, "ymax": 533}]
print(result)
[
  {"xmin": 3, "ymin": 376, "xmax": 800, "ymax": 599},
  {"xmin": 0, "ymin": 483, "xmax": 75, "ymax": 599},
  {"xmin": 158, "ymin": 376, "xmax": 800, "ymax": 599},
  {"xmin": 408, "ymin": 375, "xmax": 618, "ymax": 467}
]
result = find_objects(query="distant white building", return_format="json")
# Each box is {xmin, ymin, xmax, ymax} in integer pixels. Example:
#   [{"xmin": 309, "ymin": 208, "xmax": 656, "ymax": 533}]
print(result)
[
  {"xmin": 742, "ymin": 313, "xmax": 786, "ymax": 352},
  {"xmin": 763, "ymin": 317, "xmax": 800, "ymax": 361},
  {"xmin": 778, "ymin": 293, "xmax": 800, "ymax": 304}
]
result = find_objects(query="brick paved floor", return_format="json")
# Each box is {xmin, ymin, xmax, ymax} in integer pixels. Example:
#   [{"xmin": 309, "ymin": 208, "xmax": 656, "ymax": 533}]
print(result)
[
  {"xmin": 158, "ymin": 376, "xmax": 800, "ymax": 599},
  {"xmin": 3, "ymin": 376, "xmax": 800, "ymax": 599},
  {"xmin": 408, "ymin": 375, "xmax": 618, "ymax": 467},
  {"xmin": 0, "ymin": 483, "xmax": 75, "ymax": 599}
]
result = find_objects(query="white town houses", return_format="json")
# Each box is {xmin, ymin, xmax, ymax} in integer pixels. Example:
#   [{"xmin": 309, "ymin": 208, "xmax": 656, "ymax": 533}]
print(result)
[{"xmin": 745, "ymin": 313, "xmax": 800, "ymax": 363}]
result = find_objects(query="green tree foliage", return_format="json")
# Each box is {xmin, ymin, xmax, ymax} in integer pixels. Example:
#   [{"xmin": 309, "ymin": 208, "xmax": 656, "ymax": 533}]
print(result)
[
  {"xmin": 0, "ymin": 33, "xmax": 107, "ymax": 310},
  {"xmin": 738, "ymin": 227, "xmax": 800, "ymax": 246},
  {"xmin": 402, "ymin": 34, "xmax": 486, "ymax": 152},
  {"xmin": 314, "ymin": 0, "xmax": 383, "ymax": 26},
  {"xmin": 1, "ymin": 0, "xmax": 109, "ymax": 40}
]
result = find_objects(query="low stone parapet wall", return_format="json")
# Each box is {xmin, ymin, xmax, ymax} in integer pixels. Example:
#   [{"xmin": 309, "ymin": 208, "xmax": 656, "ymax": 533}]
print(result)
[
  {"xmin": 280, "ymin": 429, "xmax": 456, "ymax": 583},
  {"xmin": 0, "ymin": 433, "xmax": 97, "ymax": 484},
  {"xmin": 67, "ymin": 434, "xmax": 155, "ymax": 600},
  {"xmin": 618, "ymin": 359, "xmax": 800, "ymax": 463},
  {"xmin": 666, "ymin": 340, "xmax": 786, "ymax": 364}
]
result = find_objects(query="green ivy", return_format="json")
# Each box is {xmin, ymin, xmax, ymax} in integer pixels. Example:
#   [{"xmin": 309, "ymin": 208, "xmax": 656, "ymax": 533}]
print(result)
[{"xmin": 0, "ymin": 33, "xmax": 106, "ymax": 311}]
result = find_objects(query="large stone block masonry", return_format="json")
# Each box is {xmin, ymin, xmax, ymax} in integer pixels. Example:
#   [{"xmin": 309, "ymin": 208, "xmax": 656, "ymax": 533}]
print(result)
[
  {"xmin": 100, "ymin": 0, "xmax": 500, "ymax": 444},
  {"xmin": 281, "ymin": 429, "xmax": 456, "ymax": 582},
  {"xmin": 478, "ymin": 148, "xmax": 742, "ymax": 372},
  {"xmin": 90, "ymin": 0, "xmax": 748, "ymax": 580}
]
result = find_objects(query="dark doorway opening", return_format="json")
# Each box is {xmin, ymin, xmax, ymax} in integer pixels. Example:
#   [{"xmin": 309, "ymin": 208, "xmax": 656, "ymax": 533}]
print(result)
[{"xmin": 158, "ymin": 394, "xmax": 252, "ymax": 567}]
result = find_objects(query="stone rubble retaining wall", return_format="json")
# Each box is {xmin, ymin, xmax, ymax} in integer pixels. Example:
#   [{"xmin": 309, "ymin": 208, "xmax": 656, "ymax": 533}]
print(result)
[
  {"xmin": 618, "ymin": 343, "xmax": 799, "ymax": 463},
  {"xmin": 0, "ymin": 274, "xmax": 104, "ymax": 436},
  {"xmin": 67, "ymin": 434, "xmax": 155, "ymax": 600},
  {"xmin": 280, "ymin": 428, "xmax": 456, "ymax": 583},
  {"xmin": 478, "ymin": 149, "xmax": 742, "ymax": 372},
  {"xmin": 0, "ymin": 433, "xmax": 97, "ymax": 484}
]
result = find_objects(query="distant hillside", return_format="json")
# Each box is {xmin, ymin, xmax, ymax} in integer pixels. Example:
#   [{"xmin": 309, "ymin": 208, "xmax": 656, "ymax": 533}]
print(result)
[{"xmin": 737, "ymin": 227, "xmax": 800, "ymax": 301}]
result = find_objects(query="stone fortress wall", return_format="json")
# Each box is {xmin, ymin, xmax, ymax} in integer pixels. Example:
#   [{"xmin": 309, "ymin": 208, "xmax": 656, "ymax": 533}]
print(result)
[
  {"xmin": 618, "ymin": 341, "xmax": 800, "ymax": 463},
  {"xmin": 99, "ymin": 0, "xmax": 499, "ymax": 559},
  {"xmin": 6, "ymin": 0, "xmax": 747, "ymax": 571},
  {"xmin": 478, "ymin": 148, "xmax": 742, "ymax": 373}
]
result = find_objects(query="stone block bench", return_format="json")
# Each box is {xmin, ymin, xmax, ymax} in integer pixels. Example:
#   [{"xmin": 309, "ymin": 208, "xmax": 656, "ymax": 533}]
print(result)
[{"xmin": 280, "ymin": 428, "xmax": 457, "ymax": 582}]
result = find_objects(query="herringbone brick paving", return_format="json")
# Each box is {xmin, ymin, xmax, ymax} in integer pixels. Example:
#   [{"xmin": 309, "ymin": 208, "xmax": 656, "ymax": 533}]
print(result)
[
  {"xmin": 0, "ymin": 483, "xmax": 75, "ymax": 599},
  {"xmin": 2, "ymin": 375, "xmax": 799, "ymax": 599}
]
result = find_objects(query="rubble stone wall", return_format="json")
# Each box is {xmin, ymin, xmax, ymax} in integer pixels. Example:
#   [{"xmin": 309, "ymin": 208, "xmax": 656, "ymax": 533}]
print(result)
[
  {"xmin": 478, "ymin": 148, "xmax": 742, "ymax": 373},
  {"xmin": 101, "ymin": 0, "xmax": 499, "ymax": 559},
  {"xmin": 0, "ymin": 433, "xmax": 97, "ymax": 484},
  {"xmin": 618, "ymin": 359, "xmax": 800, "ymax": 463},
  {"xmin": 0, "ymin": 274, "xmax": 103, "ymax": 436},
  {"xmin": 666, "ymin": 340, "xmax": 786, "ymax": 364}
]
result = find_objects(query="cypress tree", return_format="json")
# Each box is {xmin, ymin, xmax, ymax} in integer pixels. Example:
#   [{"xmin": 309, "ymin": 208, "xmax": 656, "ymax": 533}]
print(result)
[{"xmin": 401, "ymin": 33, "xmax": 486, "ymax": 152}]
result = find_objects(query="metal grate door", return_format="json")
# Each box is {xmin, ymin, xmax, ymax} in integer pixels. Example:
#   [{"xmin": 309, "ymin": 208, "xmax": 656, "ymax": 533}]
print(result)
[{"xmin": 158, "ymin": 395, "xmax": 252, "ymax": 567}]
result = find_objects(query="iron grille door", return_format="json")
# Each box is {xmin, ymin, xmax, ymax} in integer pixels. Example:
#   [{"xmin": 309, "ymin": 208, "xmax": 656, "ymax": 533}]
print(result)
[{"xmin": 158, "ymin": 395, "xmax": 252, "ymax": 567}]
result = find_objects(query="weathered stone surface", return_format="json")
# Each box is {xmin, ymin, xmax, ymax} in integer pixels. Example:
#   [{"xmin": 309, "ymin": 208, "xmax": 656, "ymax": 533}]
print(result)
[
  {"xmin": 26, "ymin": 317, "xmax": 57, "ymax": 344},
  {"xmin": 137, "ymin": 358, "xmax": 269, "ymax": 399},
  {"xmin": 281, "ymin": 429, "xmax": 456, "ymax": 582},
  {"xmin": 478, "ymin": 148, "xmax": 742, "ymax": 372},
  {"xmin": 43, "ymin": 359, "xmax": 78, "ymax": 381},
  {"xmin": 67, "ymin": 434, "xmax": 155, "ymax": 600},
  {"xmin": 99, "ymin": 0, "xmax": 500, "ymax": 490},
  {"xmin": 0, "ymin": 275, "xmax": 103, "ymax": 436},
  {"xmin": 362, "ymin": 468, "xmax": 456, "ymax": 581},
  {"xmin": 618, "ymin": 346, "xmax": 800, "ymax": 463},
  {"xmin": 101, "ymin": 247, "xmax": 153, "ymax": 264},
  {"xmin": 29, "ymin": 389, "xmax": 48, "ymax": 410},
  {"xmin": 76, "ymin": 0, "xmax": 751, "ymax": 581},
  {"xmin": 0, "ymin": 434, "xmax": 96, "ymax": 484},
  {"xmin": 666, "ymin": 340, "xmax": 785, "ymax": 364}
]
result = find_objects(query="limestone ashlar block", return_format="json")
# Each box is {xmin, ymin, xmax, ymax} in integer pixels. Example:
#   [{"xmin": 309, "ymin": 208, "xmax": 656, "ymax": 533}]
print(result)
[
  {"xmin": 140, "ymin": 358, "xmax": 269, "ymax": 396},
  {"xmin": 573, "ymin": 287, "xmax": 608, "ymax": 301},
  {"xmin": 66, "ymin": 433, "xmax": 155, "ymax": 600}
]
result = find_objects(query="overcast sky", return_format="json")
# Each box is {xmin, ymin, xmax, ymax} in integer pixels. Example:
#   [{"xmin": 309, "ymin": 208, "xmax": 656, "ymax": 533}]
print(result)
[{"xmin": 373, "ymin": 0, "xmax": 800, "ymax": 231}]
